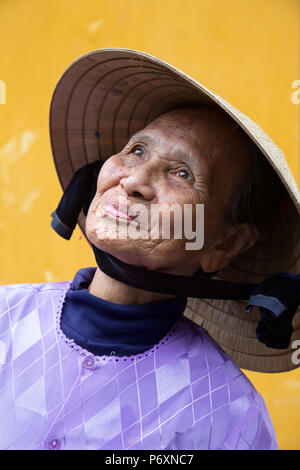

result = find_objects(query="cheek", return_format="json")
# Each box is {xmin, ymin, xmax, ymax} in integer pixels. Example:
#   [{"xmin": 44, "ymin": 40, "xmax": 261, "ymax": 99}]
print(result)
[
  {"xmin": 96, "ymin": 155, "xmax": 125, "ymax": 193},
  {"xmin": 201, "ymin": 197, "xmax": 228, "ymax": 248},
  {"xmin": 155, "ymin": 187, "xmax": 201, "ymax": 233},
  {"xmin": 157, "ymin": 184, "xmax": 199, "ymax": 207},
  {"xmin": 85, "ymin": 195, "xmax": 101, "ymax": 241}
]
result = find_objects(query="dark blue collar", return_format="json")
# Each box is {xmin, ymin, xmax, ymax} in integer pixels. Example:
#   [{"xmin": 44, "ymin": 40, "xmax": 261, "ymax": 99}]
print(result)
[{"xmin": 60, "ymin": 267, "xmax": 187, "ymax": 357}]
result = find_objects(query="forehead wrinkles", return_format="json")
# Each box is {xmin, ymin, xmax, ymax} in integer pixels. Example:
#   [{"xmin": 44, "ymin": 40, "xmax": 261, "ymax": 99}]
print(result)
[{"xmin": 132, "ymin": 126, "xmax": 202, "ymax": 161}]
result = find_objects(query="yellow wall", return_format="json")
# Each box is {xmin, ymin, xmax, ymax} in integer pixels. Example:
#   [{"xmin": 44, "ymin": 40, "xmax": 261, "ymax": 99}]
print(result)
[{"xmin": 0, "ymin": 0, "xmax": 299, "ymax": 449}]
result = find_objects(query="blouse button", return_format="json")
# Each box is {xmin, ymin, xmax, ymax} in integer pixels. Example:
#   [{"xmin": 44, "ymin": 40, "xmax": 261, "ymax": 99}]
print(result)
[
  {"xmin": 82, "ymin": 356, "xmax": 96, "ymax": 371},
  {"xmin": 48, "ymin": 438, "xmax": 60, "ymax": 450}
]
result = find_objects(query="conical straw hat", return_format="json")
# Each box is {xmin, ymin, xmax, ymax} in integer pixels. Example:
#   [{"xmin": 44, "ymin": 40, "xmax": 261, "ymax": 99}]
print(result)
[{"xmin": 49, "ymin": 48, "xmax": 300, "ymax": 372}]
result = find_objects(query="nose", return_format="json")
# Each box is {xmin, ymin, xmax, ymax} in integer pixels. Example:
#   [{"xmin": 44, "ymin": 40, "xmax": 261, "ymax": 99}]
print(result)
[{"xmin": 119, "ymin": 168, "xmax": 156, "ymax": 201}]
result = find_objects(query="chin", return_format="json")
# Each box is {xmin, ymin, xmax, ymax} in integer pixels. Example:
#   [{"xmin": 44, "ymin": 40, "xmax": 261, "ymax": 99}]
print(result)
[
  {"xmin": 86, "ymin": 227, "xmax": 139, "ymax": 266},
  {"xmin": 87, "ymin": 235, "xmax": 164, "ymax": 272}
]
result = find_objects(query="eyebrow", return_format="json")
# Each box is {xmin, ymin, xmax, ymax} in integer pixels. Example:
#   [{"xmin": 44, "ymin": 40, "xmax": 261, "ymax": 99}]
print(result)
[
  {"xmin": 129, "ymin": 133, "xmax": 156, "ymax": 146},
  {"xmin": 129, "ymin": 132, "xmax": 203, "ymax": 171}
]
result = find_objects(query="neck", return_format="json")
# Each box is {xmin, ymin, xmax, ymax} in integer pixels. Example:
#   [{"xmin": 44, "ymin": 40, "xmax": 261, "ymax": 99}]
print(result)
[{"xmin": 87, "ymin": 267, "xmax": 176, "ymax": 305}]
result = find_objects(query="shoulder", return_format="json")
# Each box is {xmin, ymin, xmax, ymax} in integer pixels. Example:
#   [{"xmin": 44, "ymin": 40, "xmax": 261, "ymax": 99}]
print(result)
[
  {"xmin": 180, "ymin": 315, "xmax": 245, "ymax": 369},
  {"xmin": 0, "ymin": 279, "xmax": 70, "ymax": 299},
  {"xmin": 0, "ymin": 279, "xmax": 71, "ymax": 366},
  {"xmin": 0, "ymin": 280, "xmax": 71, "ymax": 325},
  {"xmin": 176, "ymin": 317, "xmax": 256, "ymax": 402},
  {"xmin": 176, "ymin": 316, "xmax": 278, "ymax": 449},
  {"xmin": 179, "ymin": 316, "xmax": 263, "ymax": 404}
]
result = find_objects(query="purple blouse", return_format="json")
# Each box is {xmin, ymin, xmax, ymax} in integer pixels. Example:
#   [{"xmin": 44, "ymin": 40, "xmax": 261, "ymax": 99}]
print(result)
[{"xmin": 0, "ymin": 277, "xmax": 278, "ymax": 450}]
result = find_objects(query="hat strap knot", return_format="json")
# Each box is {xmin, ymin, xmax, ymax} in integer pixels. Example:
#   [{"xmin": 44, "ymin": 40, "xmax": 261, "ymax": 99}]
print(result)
[{"xmin": 246, "ymin": 271, "xmax": 300, "ymax": 349}]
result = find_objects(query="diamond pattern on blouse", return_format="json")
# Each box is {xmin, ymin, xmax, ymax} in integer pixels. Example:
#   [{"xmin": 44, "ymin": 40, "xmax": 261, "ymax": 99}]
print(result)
[{"xmin": 0, "ymin": 282, "xmax": 278, "ymax": 450}]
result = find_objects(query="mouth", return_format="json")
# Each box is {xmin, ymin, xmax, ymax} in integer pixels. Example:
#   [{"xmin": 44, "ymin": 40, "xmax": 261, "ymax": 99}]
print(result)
[{"xmin": 101, "ymin": 201, "xmax": 140, "ymax": 226}]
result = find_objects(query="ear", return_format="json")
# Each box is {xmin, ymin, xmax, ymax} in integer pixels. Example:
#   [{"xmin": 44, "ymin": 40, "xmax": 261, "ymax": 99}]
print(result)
[{"xmin": 198, "ymin": 223, "xmax": 259, "ymax": 273}]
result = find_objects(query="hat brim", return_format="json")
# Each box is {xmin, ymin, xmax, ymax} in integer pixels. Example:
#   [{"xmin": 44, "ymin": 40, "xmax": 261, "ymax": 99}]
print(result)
[{"xmin": 49, "ymin": 48, "xmax": 300, "ymax": 372}]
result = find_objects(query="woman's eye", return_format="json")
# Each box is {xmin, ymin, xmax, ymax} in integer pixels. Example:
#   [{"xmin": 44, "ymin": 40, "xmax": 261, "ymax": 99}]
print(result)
[
  {"xmin": 176, "ymin": 169, "xmax": 193, "ymax": 181},
  {"xmin": 131, "ymin": 145, "xmax": 145, "ymax": 157}
]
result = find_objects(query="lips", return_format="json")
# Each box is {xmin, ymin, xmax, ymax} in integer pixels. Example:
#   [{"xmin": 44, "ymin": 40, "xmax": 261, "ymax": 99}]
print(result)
[{"xmin": 101, "ymin": 201, "xmax": 139, "ymax": 223}]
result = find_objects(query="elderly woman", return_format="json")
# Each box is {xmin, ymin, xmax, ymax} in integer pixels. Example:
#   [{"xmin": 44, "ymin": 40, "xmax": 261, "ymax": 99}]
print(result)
[{"xmin": 1, "ymin": 49, "xmax": 300, "ymax": 451}]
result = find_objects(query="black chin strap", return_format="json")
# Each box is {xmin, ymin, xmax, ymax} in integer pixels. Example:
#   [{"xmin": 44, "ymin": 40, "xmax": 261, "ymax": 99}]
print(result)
[
  {"xmin": 51, "ymin": 160, "xmax": 300, "ymax": 350},
  {"xmin": 91, "ymin": 244, "xmax": 255, "ymax": 300}
]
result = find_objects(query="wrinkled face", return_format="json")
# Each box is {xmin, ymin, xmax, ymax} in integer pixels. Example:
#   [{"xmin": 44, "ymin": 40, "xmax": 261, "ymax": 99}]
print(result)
[{"xmin": 86, "ymin": 106, "xmax": 256, "ymax": 276}]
